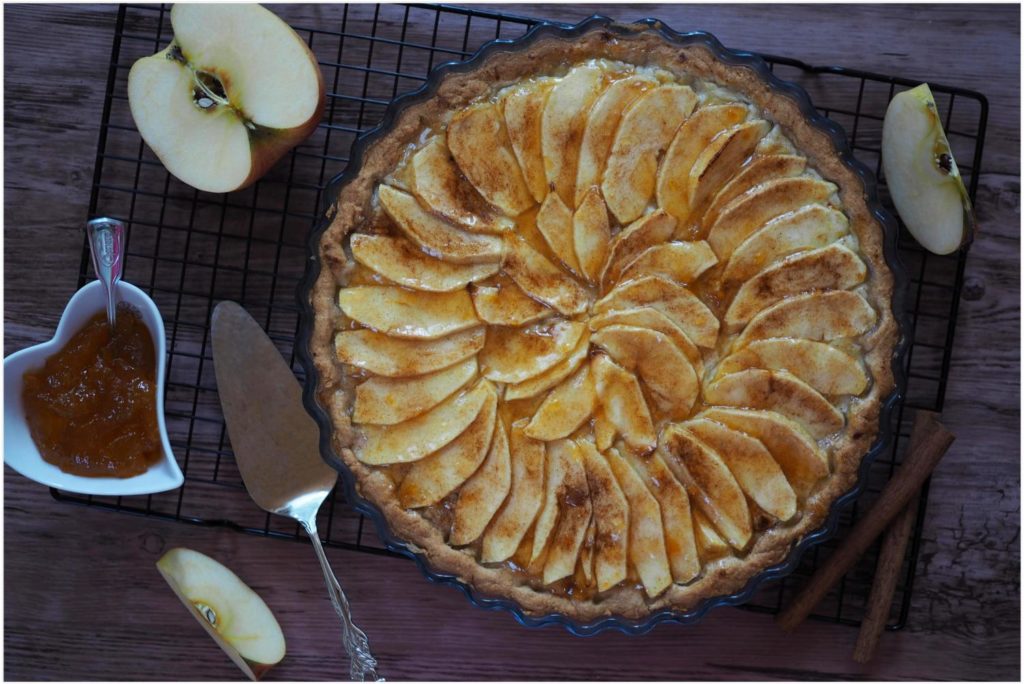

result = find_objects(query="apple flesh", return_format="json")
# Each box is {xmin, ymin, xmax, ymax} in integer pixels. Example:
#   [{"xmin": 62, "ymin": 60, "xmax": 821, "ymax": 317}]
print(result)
[
  {"xmin": 882, "ymin": 83, "xmax": 974, "ymax": 255},
  {"xmin": 157, "ymin": 548, "xmax": 286, "ymax": 680},
  {"xmin": 128, "ymin": 4, "xmax": 324, "ymax": 193}
]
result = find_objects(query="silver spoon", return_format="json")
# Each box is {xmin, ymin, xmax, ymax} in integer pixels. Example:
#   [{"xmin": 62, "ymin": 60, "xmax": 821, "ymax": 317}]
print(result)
[{"xmin": 85, "ymin": 217, "xmax": 125, "ymax": 329}]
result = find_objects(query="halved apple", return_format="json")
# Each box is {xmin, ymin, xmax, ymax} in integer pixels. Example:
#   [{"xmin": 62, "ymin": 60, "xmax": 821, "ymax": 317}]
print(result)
[
  {"xmin": 733, "ymin": 290, "xmax": 877, "ymax": 349},
  {"xmin": 480, "ymin": 421, "xmax": 546, "ymax": 563},
  {"xmin": 350, "ymin": 234, "xmax": 499, "ymax": 292},
  {"xmin": 479, "ymin": 318, "xmax": 585, "ymax": 384},
  {"xmin": 572, "ymin": 186, "xmax": 612, "ymax": 284},
  {"xmin": 451, "ymin": 419, "xmax": 512, "ymax": 546},
  {"xmin": 536, "ymin": 192, "xmax": 581, "ymax": 273},
  {"xmin": 589, "ymin": 306, "xmax": 704, "ymax": 378},
  {"xmin": 525, "ymin": 364, "xmax": 596, "ymax": 441},
  {"xmin": 600, "ymin": 210, "xmax": 676, "ymax": 289},
  {"xmin": 503, "ymin": 79, "xmax": 555, "ymax": 203},
  {"xmin": 502, "ymin": 236, "xmax": 590, "ymax": 315},
  {"xmin": 578, "ymin": 440, "xmax": 629, "ymax": 593},
  {"xmin": 157, "ymin": 548, "xmax": 286, "ymax": 681},
  {"xmin": 882, "ymin": 83, "xmax": 975, "ymax": 255},
  {"xmin": 128, "ymin": 4, "xmax": 324, "ymax": 194},
  {"xmin": 702, "ymin": 154, "xmax": 807, "ymax": 230},
  {"xmin": 471, "ymin": 277, "xmax": 552, "ymax": 327},
  {"xmin": 716, "ymin": 338, "xmax": 869, "ymax": 396},
  {"xmin": 504, "ymin": 330, "xmax": 590, "ymax": 401},
  {"xmin": 337, "ymin": 286, "xmax": 478, "ymax": 340},
  {"xmin": 542, "ymin": 64, "xmax": 606, "ymax": 206},
  {"xmin": 593, "ymin": 275, "xmax": 719, "ymax": 348},
  {"xmin": 353, "ymin": 357, "xmax": 477, "ymax": 425},
  {"xmin": 591, "ymin": 354, "xmax": 656, "ymax": 453},
  {"xmin": 617, "ymin": 241, "xmax": 718, "ymax": 287},
  {"xmin": 542, "ymin": 441, "xmax": 592, "ymax": 585},
  {"xmin": 334, "ymin": 326, "xmax": 483, "ymax": 378}
]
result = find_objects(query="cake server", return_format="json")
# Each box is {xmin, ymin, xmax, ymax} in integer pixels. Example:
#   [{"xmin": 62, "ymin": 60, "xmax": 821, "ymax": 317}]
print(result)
[{"xmin": 211, "ymin": 301, "xmax": 381, "ymax": 681}]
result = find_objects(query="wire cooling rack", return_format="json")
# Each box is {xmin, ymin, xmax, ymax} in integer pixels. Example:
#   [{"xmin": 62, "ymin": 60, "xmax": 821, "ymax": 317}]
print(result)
[{"xmin": 55, "ymin": 3, "xmax": 988, "ymax": 630}]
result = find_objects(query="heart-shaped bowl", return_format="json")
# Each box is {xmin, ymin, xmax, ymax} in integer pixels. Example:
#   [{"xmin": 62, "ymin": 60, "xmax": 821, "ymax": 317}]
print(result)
[{"xmin": 4, "ymin": 280, "xmax": 183, "ymax": 496}]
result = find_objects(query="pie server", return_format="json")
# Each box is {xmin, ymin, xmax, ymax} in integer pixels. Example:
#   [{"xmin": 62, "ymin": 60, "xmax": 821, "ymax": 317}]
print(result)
[{"xmin": 211, "ymin": 301, "xmax": 381, "ymax": 681}]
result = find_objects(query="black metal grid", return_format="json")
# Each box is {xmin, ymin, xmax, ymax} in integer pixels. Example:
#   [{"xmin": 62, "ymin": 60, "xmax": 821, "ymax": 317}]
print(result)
[{"xmin": 53, "ymin": 3, "xmax": 988, "ymax": 630}]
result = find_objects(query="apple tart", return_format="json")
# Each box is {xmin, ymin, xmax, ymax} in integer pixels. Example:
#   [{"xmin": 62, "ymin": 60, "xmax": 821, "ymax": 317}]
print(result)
[{"xmin": 306, "ymin": 24, "xmax": 898, "ymax": 623}]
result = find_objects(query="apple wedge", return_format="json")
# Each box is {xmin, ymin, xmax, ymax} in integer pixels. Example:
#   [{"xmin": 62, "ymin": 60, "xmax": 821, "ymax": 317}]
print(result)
[
  {"xmin": 703, "ymin": 369, "xmax": 844, "ymax": 439},
  {"xmin": 503, "ymin": 80, "xmax": 556, "ymax": 203},
  {"xmin": 536, "ymin": 192, "xmax": 581, "ymax": 273},
  {"xmin": 480, "ymin": 318, "xmax": 585, "ymax": 384},
  {"xmin": 480, "ymin": 420, "xmax": 546, "ymax": 563},
  {"xmin": 531, "ymin": 439, "xmax": 572, "ymax": 563},
  {"xmin": 603, "ymin": 84, "xmax": 698, "ymax": 224},
  {"xmin": 525, "ymin": 363, "xmax": 596, "ymax": 441},
  {"xmin": 157, "ymin": 548, "xmax": 285, "ymax": 681},
  {"xmin": 617, "ymin": 241, "xmax": 718, "ymax": 287},
  {"xmin": 378, "ymin": 185, "xmax": 504, "ymax": 264},
  {"xmin": 504, "ymin": 330, "xmax": 589, "ymax": 401},
  {"xmin": 447, "ymin": 103, "xmax": 535, "ymax": 216},
  {"xmin": 338, "ymin": 286, "xmax": 478, "ymax": 340},
  {"xmin": 334, "ymin": 326, "xmax": 483, "ymax": 378},
  {"xmin": 589, "ymin": 306, "xmax": 704, "ymax": 379},
  {"xmin": 882, "ymin": 83, "xmax": 975, "ymax": 255},
  {"xmin": 600, "ymin": 210, "xmax": 676, "ymax": 289},
  {"xmin": 734, "ymin": 290, "xmax": 877, "ymax": 349},
  {"xmin": 725, "ymin": 243, "xmax": 867, "ymax": 329},
  {"xmin": 593, "ymin": 275, "xmax": 719, "ymax": 348},
  {"xmin": 471, "ymin": 278, "xmax": 552, "ymax": 327},
  {"xmin": 398, "ymin": 382, "xmax": 498, "ymax": 508},
  {"xmin": 542, "ymin": 64, "xmax": 606, "ymax": 206},
  {"xmin": 573, "ymin": 186, "xmax": 612, "ymax": 284},
  {"xmin": 591, "ymin": 354, "xmax": 656, "ymax": 453},
  {"xmin": 353, "ymin": 357, "xmax": 477, "ymax": 425},
  {"xmin": 355, "ymin": 380, "xmax": 490, "ymax": 465},
  {"xmin": 692, "ymin": 507, "xmax": 730, "ymax": 563},
  {"xmin": 350, "ymin": 234, "xmax": 499, "ymax": 292},
  {"xmin": 502, "ymin": 236, "xmax": 590, "ymax": 315},
  {"xmin": 451, "ymin": 419, "xmax": 512, "ymax": 546},
  {"xmin": 716, "ymin": 338, "xmax": 869, "ymax": 396},
  {"xmin": 543, "ymin": 441, "xmax": 593, "ymax": 585},
  {"xmin": 593, "ymin": 407, "xmax": 616, "ymax": 452},
  {"xmin": 687, "ymin": 119, "xmax": 771, "ymax": 215},
  {"xmin": 702, "ymin": 154, "xmax": 808, "ymax": 230},
  {"xmin": 578, "ymin": 440, "xmax": 629, "ymax": 592},
  {"xmin": 128, "ymin": 4, "xmax": 324, "ymax": 194}
]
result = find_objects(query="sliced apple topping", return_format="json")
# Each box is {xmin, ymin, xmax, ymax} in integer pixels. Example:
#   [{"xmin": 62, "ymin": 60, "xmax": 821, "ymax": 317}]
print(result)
[
  {"xmin": 338, "ymin": 286, "xmax": 478, "ymax": 340},
  {"xmin": 350, "ymin": 234, "xmax": 499, "ymax": 292},
  {"xmin": 593, "ymin": 406, "xmax": 617, "ymax": 452},
  {"xmin": 600, "ymin": 210, "xmax": 676, "ymax": 289},
  {"xmin": 688, "ymin": 119, "xmax": 771, "ymax": 215},
  {"xmin": 589, "ymin": 306, "xmax": 704, "ymax": 379},
  {"xmin": 503, "ymin": 80, "xmax": 555, "ymax": 203},
  {"xmin": 579, "ymin": 517, "xmax": 596, "ymax": 586},
  {"xmin": 536, "ymin": 192, "xmax": 582, "ymax": 273},
  {"xmin": 606, "ymin": 448, "xmax": 672, "ymax": 598},
  {"xmin": 480, "ymin": 318, "xmax": 585, "ymax": 384},
  {"xmin": 702, "ymin": 154, "xmax": 808, "ymax": 230},
  {"xmin": 692, "ymin": 507, "xmax": 730, "ymax": 563},
  {"xmin": 578, "ymin": 440, "xmax": 629, "ymax": 592},
  {"xmin": 353, "ymin": 357, "xmax": 477, "ymax": 426},
  {"xmin": 447, "ymin": 103, "xmax": 535, "ymax": 216},
  {"xmin": 716, "ymin": 338, "xmax": 869, "ymax": 396},
  {"xmin": 503, "ymin": 236, "xmax": 590, "ymax": 315},
  {"xmin": 471, "ymin": 277, "xmax": 552, "ymax": 327},
  {"xmin": 542, "ymin": 441, "xmax": 593, "ymax": 585},
  {"xmin": 603, "ymin": 84, "xmax": 698, "ymax": 224},
  {"xmin": 592, "ymin": 325, "xmax": 698, "ymax": 420},
  {"xmin": 617, "ymin": 241, "xmax": 718, "ymax": 288},
  {"xmin": 398, "ymin": 382, "xmax": 498, "ymax": 508},
  {"xmin": 593, "ymin": 275, "xmax": 719, "ymax": 348},
  {"xmin": 451, "ymin": 419, "xmax": 512, "ymax": 545},
  {"xmin": 504, "ymin": 330, "xmax": 590, "ymax": 401},
  {"xmin": 703, "ymin": 369, "xmax": 844, "ymax": 439},
  {"xmin": 591, "ymin": 354, "xmax": 656, "ymax": 453},
  {"xmin": 531, "ymin": 439, "xmax": 572, "ymax": 563},
  {"xmin": 706, "ymin": 176, "xmax": 838, "ymax": 259},
  {"xmin": 722, "ymin": 205, "xmax": 849, "ymax": 284},
  {"xmin": 542, "ymin": 64, "xmax": 606, "ymax": 206},
  {"xmin": 378, "ymin": 185, "xmax": 504, "ymax": 264},
  {"xmin": 725, "ymin": 243, "xmax": 867, "ymax": 329},
  {"xmin": 525, "ymin": 364, "xmax": 596, "ymax": 441},
  {"xmin": 656, "ymin": 103, "xmax": 749, "ymax": 225},
  {"xmin": 575, "ymin": 74, "xmax": 656, "ymax": 205},
  {"xmin": 734, "ymin": 291, "xmax": 877, "ymax": 349},
  {"xmin": 335, "ymin": 327, "xmax": 483, "ymax": 378},
  {"xmin": 480, "ymin": 421, "xmax": 546, "ymax": 563},
  {"xmin": 573, "ymin": 186, "xmax": 612, "ymax": 284}
]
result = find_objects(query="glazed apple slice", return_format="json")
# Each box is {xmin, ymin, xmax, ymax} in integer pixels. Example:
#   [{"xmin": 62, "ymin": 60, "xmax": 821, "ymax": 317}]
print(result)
[
  {"xmin": 355, "ymin": 380, "xmax": 490, "ymax": 465},
  {"xmin": 589, "ymin": 306, "xmax": 704, "ymax": 379},
  {"xmin": 334, "ymin": 327, "xmax": 483, "ymax": 378},
  {"xmin": 503, "ymin": 236, "xmax": 590, "ymax": 315},
  {"xmin": 687, "ymin": 119, "xmax": 771, "ymax": 214},
  {"xmin": 447, "ymin": 103, "xmax": 535, "ymax": 216},
  {"xmin": 337, "ymin": 286, "xmax": 478, "ymax": 340},
  {"xmin": 353, "ymin": 357, "xmax": 477, "ymax": 425},
  {"xmin": 593, "ymin": 407, "xmax": 616, "ymax": 452},
  {"xmin": 656, "ymin": 103, "xmax": 749, "ymax": 225},
  {"xmin": 703, "ymin": 369, "xmax": 844, "ymax": 439},
  {"xmin": 702, "ymin": 154, "xmax": 807, "ymax": 230},
  {"xmin": 541, "ymin": 64, "xmax": 606, "ymax": 206},
  {"xmin": 603, "ymin": 84, "xmax": 698, "ymax": 223},
  {"xmin": 479, "ymin": 318, "xmax": 586, "ymax": 384},
  {"xmin": 592, "ymin": 325, "xmax": 699, "ymax": 420},
  {"xmin": 617, "ymin": 241, "xmax": 718, "ymax": 287},
  {"xmin": 378, "ymin": 185, "xmax": 504, "ymax": 264},
  {"xmin": 733, "ymin": 291, "xmax": 877, "ymax": 349},
  {"xmin": 480, "ymin": 420, "xmax": 546, "ymax": 563},
  {"xmin": 692, "ymin": 507, "xmax": 730, "ymax": 563},
  {"xmin": 706, "ymin": 176, "xmax": 838, "ymax": 259},
  {"xmin": 606, "ymin": 448, "xmax": 672, "ymax": 598},
  {"xmin": 157, "ymin": 548, "xmax": 286, "ymax": 681},
  {"xmin": 701, "ymin": 407, "xmax": 827, "ymax": 499},
  {"xmin": 591, "ymin": 354, "xmax": 656, "ymax": 453},
  {"xmin": 593, "ymin": 275, "xmax": 719, "ymax": 348},
  {"xmin": 471, "ymin": 277, "xmax": 552, "ymax": 327},
  {"xmin": 575, "ymin": 74, "xmax": 655, "ymax": 205},
  {"xmin": 536, "ymin": 192, "xmax": 581, "ymax": 273},
  {"xmin": 572, "ymin": 186, "xmax": 612, "ymax": 284},
  {"xmin": 722, "ymin": 205, "xmax": 849, "ymax": 284},
  {"xmin": 542, "ymin": 441, "xmax": 593, "ymax": 585},
  {"xmin": 725, "ymin": 243, "xmax": 867, "ymax": 329},
  {"xmin": 577, "ymin": 439, "xmax": 629, "ymax": 592},
  {"xmin": 600, "ymin": 210, "xmax": 677, "ymax": 289},
  {"xmin": 504, "ymin": 330, "xmax": 589, "ymax": 401},
  {"xmin": 683, "ymin": 418, "xmax": 797, "ymax": 522},
  {"xmin": 531, "ymin": 439, "xmax": 572, "ymax": 563},
  {"xmin": 503, "ymin": 79, "xmax": 556, "ymax": 203},
  {"xmin": 579, "ymin": 516, "xmax": 596, "ymax": 586},
  {"xmin": 525, "ymin": 364, "xmax": 596, "ymax": 441},
  {"xmin": 716, "ymin": 338, "xmax": 869, "ymax": 396},
  {"xmin": 451, "ymin": 418, "xmax": 512, "ymax": 545},
  {"xmin": 350, "ymin": 234, "xmax": 499, "ymax": 292}
]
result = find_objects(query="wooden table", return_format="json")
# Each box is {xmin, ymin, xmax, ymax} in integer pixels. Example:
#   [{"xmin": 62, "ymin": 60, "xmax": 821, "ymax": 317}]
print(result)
[{"xmin": 5, "ymin": 4, "xmax": 1020, "ymax": 680}]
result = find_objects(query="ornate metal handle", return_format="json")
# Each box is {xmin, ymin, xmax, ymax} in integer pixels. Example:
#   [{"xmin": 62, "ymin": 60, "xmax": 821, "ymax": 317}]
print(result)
[
  {"xmin": 301, "ymin": 519, "xmax": 382, "ymax": 681},
  {"xmin": 85, "ymin": 217, "xmax": 125, "ymax": 329}
]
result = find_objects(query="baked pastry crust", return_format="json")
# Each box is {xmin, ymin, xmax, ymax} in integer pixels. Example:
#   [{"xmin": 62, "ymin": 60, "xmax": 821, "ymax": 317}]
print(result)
[{"xmin": 306, "ymin": 24, "xmax": 898, "ymax": 622}]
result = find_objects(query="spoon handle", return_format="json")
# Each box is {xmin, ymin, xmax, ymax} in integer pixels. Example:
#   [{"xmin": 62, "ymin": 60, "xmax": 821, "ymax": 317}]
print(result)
[
  {"xmin": 86, "ymin": 217, "xmax": 125, "ymax": 329},
  {"xmin": 301, "ymin": 519, "xmax": 382, "ymax": 682}
]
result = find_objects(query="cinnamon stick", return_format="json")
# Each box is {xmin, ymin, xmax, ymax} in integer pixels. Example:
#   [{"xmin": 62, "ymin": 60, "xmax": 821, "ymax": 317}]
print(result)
[{"xmin": 776, "ymin": 411, "xmax": 954, "ymax": 632}]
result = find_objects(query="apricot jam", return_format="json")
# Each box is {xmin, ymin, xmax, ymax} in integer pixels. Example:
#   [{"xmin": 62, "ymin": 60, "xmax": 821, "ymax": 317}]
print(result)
[{"xmin": 22, "ymin": 304, "xmax": 162, "ymax": 477}]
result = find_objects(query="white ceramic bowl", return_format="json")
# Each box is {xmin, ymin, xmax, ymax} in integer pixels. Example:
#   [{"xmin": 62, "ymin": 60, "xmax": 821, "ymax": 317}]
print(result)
[{"xmin": 4, "ymin": 280, "xmax": 184, "ymax": 495}]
